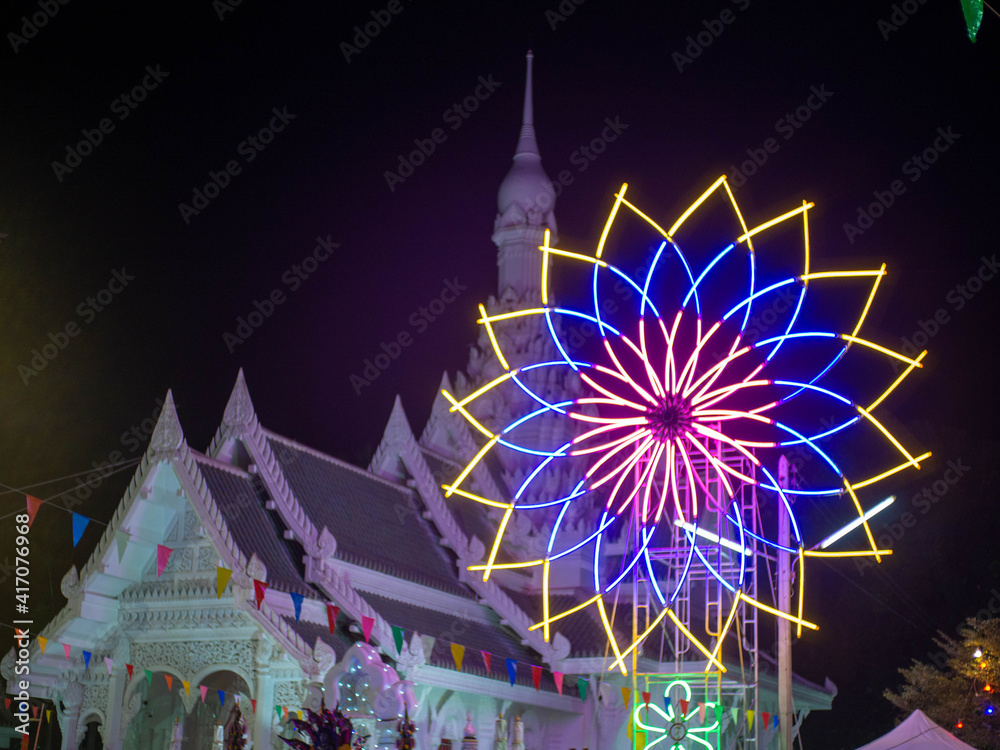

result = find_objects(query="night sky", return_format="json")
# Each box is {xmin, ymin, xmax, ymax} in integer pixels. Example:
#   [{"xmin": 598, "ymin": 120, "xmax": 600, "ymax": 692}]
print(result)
[{"xmin": 2, "ymin": 2, "xmax": 998, "ymax": 748}]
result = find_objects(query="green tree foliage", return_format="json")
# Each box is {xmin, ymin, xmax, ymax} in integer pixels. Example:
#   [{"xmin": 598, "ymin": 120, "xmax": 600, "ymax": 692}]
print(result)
[{"xmin": 886, "ymin": 617, "xmax": 1000, "ymax": 749}]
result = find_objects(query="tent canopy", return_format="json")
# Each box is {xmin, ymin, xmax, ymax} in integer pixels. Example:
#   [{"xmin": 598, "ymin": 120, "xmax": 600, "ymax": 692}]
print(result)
[{"xmin": 856, "ymin": 710, "xmax": 978, "ymax": 750}]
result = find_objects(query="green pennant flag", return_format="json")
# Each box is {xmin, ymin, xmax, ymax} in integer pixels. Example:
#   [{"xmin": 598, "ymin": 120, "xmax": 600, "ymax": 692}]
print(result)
[
  {"xmin": 577, "ymin": 676, "xmax": 588, "ymax": 701},
  {"xmin": 961, "ymin": 0, "xmax": 984, "ymax": 41},
  {"xmin": 275, "ymin": 705, "xmax": 282, "ymax": 720},
  {"xmin": 145, "ymin": 669, "xmax": 153, "ymax": 686},
  {"xmin": 392, "ymin": 625, "xmax": 405, "ymax": 654}
]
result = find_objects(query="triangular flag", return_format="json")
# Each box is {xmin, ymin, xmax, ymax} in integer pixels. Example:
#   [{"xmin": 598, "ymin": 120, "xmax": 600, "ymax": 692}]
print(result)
[
  {"xmin": 636, "ymin": 730, "xmax": 647, "ymax": 750},
  {"xmin": 553, "ymin": 671, "xmax": 564, "ymax": 695},
  {"xmin": 730, "ymin": 707, "xmax": 739, "ymax": 723},
  {"xmin": 297, "ymin": 711, "xmax": 303, "ymax": 721},
  {"xmin": 680, "ymin": 699, "xmax": 689, "ymax": 717},
  {"xmin": 145, "ymin": 669, "xmax": 152, "ymax": 686},
  {"xmin": 289, "ymin": 592, "xmax": 304, "ymax": 622},
  {"xmin": 63, "ymin": 643, "xmax": 71, "ymax": 660},
  {"xmin": 156, "ymin": 544, "xmax": 173, "ymax": 577},
  {"xmin": 664, "ymin": 696, "xmax": 671, "ymax": 714},
  {"xmin": 20, "ymin": 734, "xmax": 27, "ymax": 750},
  {"xmin": 253, "ymin": 580, "xmax": 268, "ymax": 609},
  {"xmin": 577, "ymin": 677, "xmax": 589, "ymax": 701},
  {"xmin": 37, "ymin": 637, "xmax": 47, "ymax": 655},
  {"xmin": 72, "ymin": 513, "xmax": 90, "ymax": 547},
  {"xmin": 116, "ymin": 531, "xmax": 129, "ymax": 564},
  {"xmin": 747, "ymin": 710, "xmax": 755, "ymax": 730},
  {"xmin": 218, "ymin": 690, "xmax": 225, "ymax": 707},
  {"xmin": 216, "ymin": 567, "xmax": 232, "ymax": 599},
  {"xmin": 621, "ymin": 686, "xmax": 630, "ymax": 707},
  {"xmin": 4, "ymin": 699, "xmax": 9, "ymax": 710},
  {"xmin": 762, "ymin": 712, "xmax": 770, "ymax": 731},
  {"xmin": 698, "ymin": 702, "xmax": 707, "ymax": 724},
  {"xmin": 392, "ymin": 625, "xmax": 405, "ymax": 654},
  {"xmin": 531, "ymin": 665, "xmax": 542, "ymax": 691},
  {"xmin": 283, "ymin": 707, "xmax": 289, "ymax": 721},
  {"xmin": 25, "ymin": 495, "xmax": 43, "ymax": 528},
  {"xmin": 275, "ymin": 705, "xmax": 282, "ymax": 720},
  {"xmin": 962, "ymin": 0, "xmax": 984, "ymax": 42},
  {"xmin": 327, "ymin": 604, "xmax": 339, "ymax": 634},
  {"xmin": 642, "ymin": 691, "xmax": 651, "ymax": 707},
  {"xmin": 251, "ymin": 699, "xmax": 257, "ymax": 713},
  {"xmin": 182, "ymin": 680, "xmax": 190, "ymax": 696},
  {"xmin": 627, "ymin": 714, "xmax": 634, "ymax": 740},
  {"xmin": 82, "ymin": 650, "xmax": 92, "ymax": 670},
  {"xmin": 774, "ymin": 715, "xmax": 780, "ymax": 728},
  {"xmin": 506, "ymin": 658, "xmax": 517, "ymax": 686},
  {"xmin": 200, "ymin": 685, "xmax": 208, "ymax": 703},
  {"xmin": 31, "ymin": 706, "xmax": 38, "ymax": 718},
  {"xmin": 165, "ymin": 675, "xmax": 173, "ymax": 691},
  {"xmin": 481, "ymin": 651, "xmax": 492, "ymax": 674},
  {"xmin": 46, "ymin": 710, "xmax": 51, "ymax": 723},
  {"xmin": 450, "ymin": 643, "xmax": 465, "ymax": 672},
  {"xmin": 126, "ymin": 663, "xmax": 134, "ymax": 680},
  {"xmin": 105, "ymin": 657, "xmax": 113, "ymax": 675},
  {"xmin": 361, "ymin": 615, "xmax": 375, "ymax": 643}
]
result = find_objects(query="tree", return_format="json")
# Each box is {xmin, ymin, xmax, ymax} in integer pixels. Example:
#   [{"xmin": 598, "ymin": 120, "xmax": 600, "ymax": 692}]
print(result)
[{"xmin": 885, "ymin": 617, "xmax": 1000, "ymax": 749}]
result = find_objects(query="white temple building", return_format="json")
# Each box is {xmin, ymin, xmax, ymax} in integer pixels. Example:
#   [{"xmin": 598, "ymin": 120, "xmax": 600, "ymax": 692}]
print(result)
[{"xmin": 4, "ymin": 53, "xmax": 836, "ymax": 750}]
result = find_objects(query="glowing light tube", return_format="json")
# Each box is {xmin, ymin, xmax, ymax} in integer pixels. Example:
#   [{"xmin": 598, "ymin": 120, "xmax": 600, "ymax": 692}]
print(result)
[{"xmin": 818, "ymin": 495, "xmax": 895, "ymax": 549}]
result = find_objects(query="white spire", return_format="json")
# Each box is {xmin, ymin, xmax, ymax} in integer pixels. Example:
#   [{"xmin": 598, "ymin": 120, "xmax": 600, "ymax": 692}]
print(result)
[{"xmin": 514, "ymin": 51, "xmax": 538, "ymax": 158}]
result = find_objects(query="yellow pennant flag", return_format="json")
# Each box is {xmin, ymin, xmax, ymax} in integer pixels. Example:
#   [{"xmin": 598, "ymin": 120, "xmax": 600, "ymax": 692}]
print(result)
[
  {"xmin": 217, "ymin": 567, "xmax": 232, "ymax": 599},
  {"xmin": 621, "ymin": 686, "xmax": 630, "ymax": 707},
  {"xmin": 182, "ymin": 680, "xmax": 190, "ymax": 696},
  {"xmin": 626, "ymin": 714, "xmax": 634, "ymax": 740},
  {"xmin": 747, "ymin": 710, "xmax": 755, "ymax": 731},
  {"xmin": 635, "ymin": 729, "xmax": 646, "ymax": 750},
  {"xmin": 450, "ymin": 643, "xmax": 465, "ymax": 672},
  {"xmin": 38, "ymin": 636, "xmax": 47, "ymax": 655},
  {"xmin": 45, "ymin": 710, "xmax": 51, "ymax": 723}
]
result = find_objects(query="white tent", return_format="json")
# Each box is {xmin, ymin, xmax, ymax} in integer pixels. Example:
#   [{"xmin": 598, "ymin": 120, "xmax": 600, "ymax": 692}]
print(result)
[{"xmin": 855, "ymin": 710, "xmax": 978, "ymax": 750}]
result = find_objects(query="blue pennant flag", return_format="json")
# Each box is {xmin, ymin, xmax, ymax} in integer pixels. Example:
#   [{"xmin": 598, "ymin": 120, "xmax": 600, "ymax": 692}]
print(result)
[
  {"xmin": 665, "ymin": 696, "xmax": 672, "ymax": 715},
  {"xmin": 72, "ymin": 513, "xmax": 89, "ymax": 547},
  {"xmin": 506, "ymin": 658, "xmax": 517, "ymax": 686},
  {"xmin": 218, "ymin": 690, "xmax": 225, "ymax": 707},
  {"xmin": 82, "ymin": 650, "xmax": 91, "ymax": 670},
  {"xmin": 289, "ymin": 592, "xmax": 303, "ymax": 622}
]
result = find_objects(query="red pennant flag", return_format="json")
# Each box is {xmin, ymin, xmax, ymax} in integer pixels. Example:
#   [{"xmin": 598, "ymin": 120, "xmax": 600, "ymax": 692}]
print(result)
[
  {"xmin": 553, "ymin": 671, "xmax": 564, "ymax": 695},
  {"xmin": 31, "ymin": 706, "xmax": 37, "ymax": 719},
  {"xmin": 156, "ymin": 544, "xmax": 173, "ymax": 577},
  {"xmin": 361, "ymin": 615, "xmax": 375, "ymax": 643},
  {"xmin": 642, "ymin": 691, "xmax": 651, "ymax": 706},
  {"xmin": 200, "ymin": 685, "xmax": 208, "ymax": 703},
  {"xmin": 327, "ymin": 604, "xmax": 339, "ymax": 634},
  {"xmin": 164, "ymin": 675, "xmax": 173, "ymax": 691},
  {"xmin": 251, "ymin": 699, "xmax": 257, "ymax": 713},
  {"xmin": 680, "ymin": 699, "xmax": 689, "ymax": 716},
  {"xmin": 698, "ymin": 702, "xmax": 707, "ymax": 724},
  {"xmin": 481, "ymin": 651, "xmax": 492, "ymax": 674},
  {"xmin": 63, "ymin": 643, "xmax": 71, "ymax": 660},
  {"xmin": 254, "ymin": 580, "xmax": 268, "ymax": 609},
  {"xmin": 126, "ymin": 663, "xmax": 134, "ymax": 680},
  {"xmin": 762, "ymin": 712, "xmax": 770, "ymax": 731},
  {"xmin": 25, "ymin": 495, "xmax": 43, "ymax": 528},
  {"xmin": 4, "ymin": 699, "xmax": 9, "ymax": 710},
  {"xmin": 20, "ymin": 734, "xmax": 28, "ymax": 750},
  {"xmin": 531, "ymin": 665, "xmax": 542, "ymax": 691}
]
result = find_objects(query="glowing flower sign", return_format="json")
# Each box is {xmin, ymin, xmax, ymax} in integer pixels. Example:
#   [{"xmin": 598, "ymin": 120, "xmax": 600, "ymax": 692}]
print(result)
[
  {"xmin": 442, "ymin": 177, "xmax": 929, "ymax": 673},
  {"xmin": 634, "ymin": 680, "xmax": 719, "ymax": 750}
]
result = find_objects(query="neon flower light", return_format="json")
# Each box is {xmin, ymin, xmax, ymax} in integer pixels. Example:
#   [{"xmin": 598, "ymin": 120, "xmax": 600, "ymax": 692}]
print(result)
[
  {"xmin": 634, "ymin": 680, "xmax": 719, "ymax": 750},
  {"xmin": 442, "ymin": 177, "xmax": 929, "ymax": 673}
]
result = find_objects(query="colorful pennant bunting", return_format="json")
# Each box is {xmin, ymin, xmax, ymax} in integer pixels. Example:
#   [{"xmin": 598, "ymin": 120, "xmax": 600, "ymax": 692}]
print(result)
[
  {"xmin": 577, "ymin": 677, "xmax": 588, "ymax": 702},
  {"xmin": 553, "ymin": 671, "xmax": 563, "ymax": 695},
  {"xmin": 531, "ymin": 665, "xmax": 542, "ymax": 691},
  {"xmin": 275, "ymin": 705, "xmax": 282, "ymax": 720},
  {"xmin": 680, "ymin": 699, "xmax": 689, "ymax": 716},
  {"xmin": 200, "ymin": 685, "xmax": 208, "ymax": 703},
  {"xmin": 4, "ymin": 699, "xmax": 9, "ymax": 710},
  {"xmin": 165, "ymin": 675, "xmax": 173, "ymax": 691},
  {"xmin": 145, "ymin": 669, "xmax": 152, "ymax": 686},
  {"xmin": 63, "ymin": 643, "xmax": 71, "ymax": 660},
  {"xmin": 621, "ymin": 686, "xmax": 630, "ymax": 707},
  {"xmin": 251, "ymin": 699, "xmax": 257, "ymax": 713},
  {"xmin": 37, "ymin": 637, "xmax": 47, "ymax": 655},
  {"xmin": 289, "ymin": 592, "xmax": 304, "ymax": 622},
  {"xmin": 156, "ymin": 544, "xmax": 173, "ymax": 577},
  {"xmin": 392, "ymin": 625, "xmax": 405, "ymax": 654},
  {"xmin": 253, "ymin": 580, "xmax": 268, "ymax": 609},
  {"xmin": 361, "ymin": 615, "xmax": 375, "ymax": 643},
  {"xmin": 327, "ymin": 604, "xmax": 339, "ymax": 634},
  {"xmin": 72, "ymin": 513, "xmax": 89, "ymax": 547},
  {"xmin": 730, "ymin": 707, "xmax": 739, "ymax": 724},
  {"xmin": 481, "ymin": 651, "xmax": 492, "ymax": 674},
  {"xmin": 642, "ymin": 691, "xmax": 651, "ymax": 707},
  {"xmin": 218, "ymin": 690, "xmax": 225, "ymax": 707},
  {"xmin": 25, "ymin": 495, "xmax": 43, "ymax": 528},
  {"xmin": 762, "ymin": 712, "xmax": 770, "ymax": 731},
  {"xmin": 747, "ymin": 710, "xmax": 755, "ymax": 730},
  {"xmin": 698, "ymin": 702, "xmax": 706, "ymax": 724},
  {"xmin": 451, "ymin": 643, "xmax": 465, "ymax": 672},
  {"xmin": 82, "ymin": 650, "xmax": 91, "ymax": 670},
  {"xmin": 126, "ymin": 664, "xmax": 134, "ymax": 680},
  {"xmin": 216, "ymin": 567, "xmax": 232, "ymax": 599},
  {"xmin": 182, "ymin": 680, "xmax": 190, "ymax": 696},
  {"xmin": 506, "ymin": 658, "xmax": 517, "ymax": 686},
  {"xmin": 105, "ymin": 657, "xmax": 113, "ymax": 675}
]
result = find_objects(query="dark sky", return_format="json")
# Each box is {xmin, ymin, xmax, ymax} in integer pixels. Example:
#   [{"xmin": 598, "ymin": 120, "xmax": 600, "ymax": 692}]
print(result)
[{"xmin": 1, "ymin": 2, "xmax": 998, "ymax": 748}]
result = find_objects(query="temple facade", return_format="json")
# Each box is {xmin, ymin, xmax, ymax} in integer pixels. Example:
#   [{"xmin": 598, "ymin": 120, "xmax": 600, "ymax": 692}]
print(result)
[{"xmin": 4, "ymin": 54, "xmax": 836, "ymax": 750}]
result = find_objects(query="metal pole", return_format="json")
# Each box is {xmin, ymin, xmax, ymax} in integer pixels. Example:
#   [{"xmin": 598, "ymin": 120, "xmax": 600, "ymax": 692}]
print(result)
[{"xmin": 777, "ymin": 456, "xmax": 793, "ymax": 750}]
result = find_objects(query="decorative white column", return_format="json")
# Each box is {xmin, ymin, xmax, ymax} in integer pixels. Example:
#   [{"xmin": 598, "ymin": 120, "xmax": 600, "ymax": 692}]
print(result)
[
  {"xmin": 59, "ymin": 679, "xmax": 83, "ymax": 750},
  {"xmin": 254, "ymin": 668, "xmax": 275, "ymax": 748}
]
